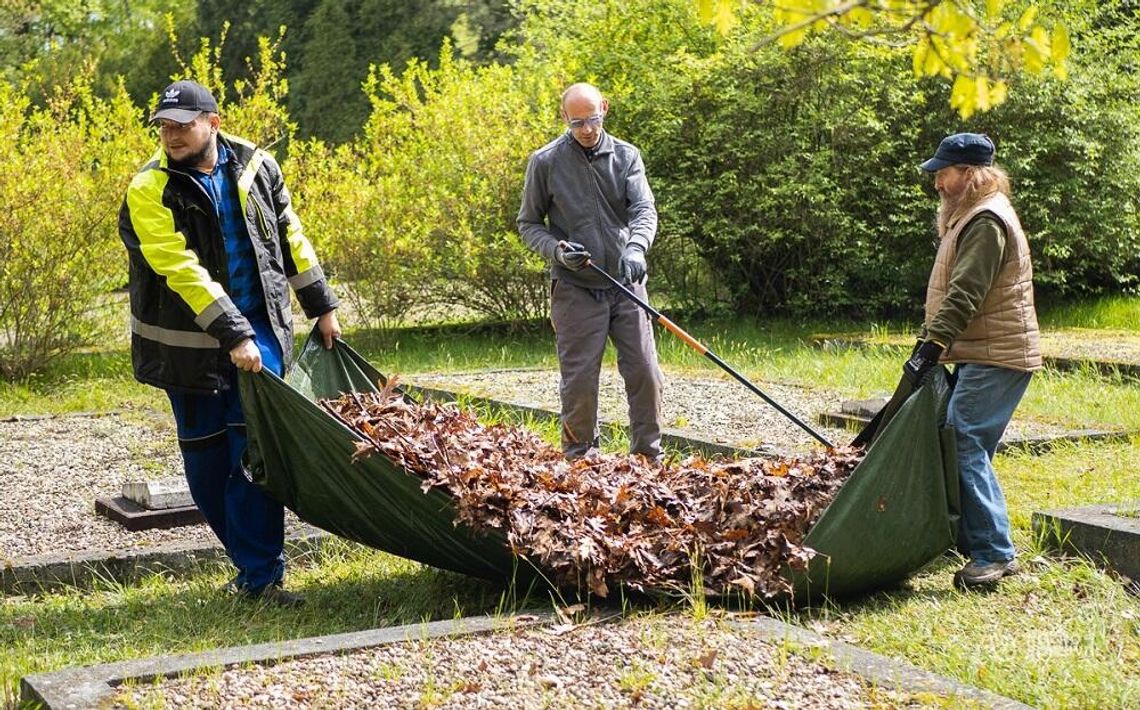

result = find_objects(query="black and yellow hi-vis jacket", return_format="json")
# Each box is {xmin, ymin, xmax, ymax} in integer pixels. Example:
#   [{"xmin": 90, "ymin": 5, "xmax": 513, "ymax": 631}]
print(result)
[{"xmin": 119, "ymin": 133, "xmax": 338, "ymax": 394}]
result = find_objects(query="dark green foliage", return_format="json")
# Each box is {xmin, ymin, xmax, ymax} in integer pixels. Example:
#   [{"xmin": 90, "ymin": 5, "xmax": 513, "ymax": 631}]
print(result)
[
  {"xmin": 193, "ymin": 0, "xmax": 318, "ymax": 81},
  {"xmin": 0, "ymin": 0, "xmax": 192, "ymax": 107},
  {"xmin": 976, "ymin": 6, "xmax": 1140, "ymax": 299},
  {"xmin": 653, "ymin": 40, "xmax": 936, "ymax": 317},
  {"xmin": 189, "ymin": 0, "xmax": 514, "ymax": 144},
  {"xmin": 646, "ymin": 7, "xmax": 1140, "ymax": 316},
  {"xmin": 293, "ymin": 0, "xmax": 363, "ymax": 143}
]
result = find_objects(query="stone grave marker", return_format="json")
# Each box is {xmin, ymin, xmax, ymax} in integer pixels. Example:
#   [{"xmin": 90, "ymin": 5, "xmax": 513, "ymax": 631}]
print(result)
[
  {"xmin": 1032, "ymin": 503, "xmax": 1140, "ymax": 592},
  {"xmin": 95, "ymin": 477, "xmax": 204, "ymax": 531}
]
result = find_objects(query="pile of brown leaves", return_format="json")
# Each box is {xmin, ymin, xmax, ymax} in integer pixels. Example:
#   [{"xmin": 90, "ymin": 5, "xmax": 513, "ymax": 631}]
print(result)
[{"xmin": 320, "ymin": 380, "xmax": 864, "ymax": 599}]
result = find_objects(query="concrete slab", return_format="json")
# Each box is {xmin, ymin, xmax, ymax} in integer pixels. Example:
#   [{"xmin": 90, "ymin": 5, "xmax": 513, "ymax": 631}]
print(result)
[
  {"xmin": 19, "ymin": 611, "xmax": 1030, "ymax": 709},
  {"xmin": 1045, "ymin": 355, "xmax": 1140, "ymax": 382},
  {"xmin": 121, "ymin": 477, "xmax": 195, "ymax": 510},
  {"xmin": 999, "ymin": 430, "xmax": 1134, "ymax": 456},
  {"xmin": 1, "ymin": 526, "xmax": 331, "ymax": 596},
  {"xmin": 94, "ymin": 495, "xmax": 203, "ymax": 531},
  {"xmin": 736, "ymin": 616, "xmax": 1032, "ymax": 709},
  {"xmin": 840, "ymin": 396, "xmax": 889, "ymax": 418},
  {"xmin": 1032, "ymin": 503, "xmax": 1140, "ymax": 585}
]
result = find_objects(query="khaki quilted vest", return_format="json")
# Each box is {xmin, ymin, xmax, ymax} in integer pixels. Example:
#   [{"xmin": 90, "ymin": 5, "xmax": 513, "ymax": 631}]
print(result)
[{"xmin": 923, "ymin": 193, "xmax": 1042, "ymax": 371}]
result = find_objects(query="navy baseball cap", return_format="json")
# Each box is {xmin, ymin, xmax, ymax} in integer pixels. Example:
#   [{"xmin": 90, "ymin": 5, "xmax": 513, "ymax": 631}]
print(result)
[
  {"xmin": 920, "ymin": 133, "xmax": 996, "ymax": 172},
  {"xmin": 150, "ymin": 80, "xmax": 218, "ymax": 124}
]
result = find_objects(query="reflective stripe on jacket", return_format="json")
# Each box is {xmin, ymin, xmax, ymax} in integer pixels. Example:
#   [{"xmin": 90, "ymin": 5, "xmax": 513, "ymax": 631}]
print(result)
[{"xmin": 119, "ymin": 133, "xmax": 338, "ymax": 393}]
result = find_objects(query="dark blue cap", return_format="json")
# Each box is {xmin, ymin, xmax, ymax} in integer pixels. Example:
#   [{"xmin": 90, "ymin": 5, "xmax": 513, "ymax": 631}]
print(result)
[
  {"xmin": 150, "ymin": 80, "xmax": 218, "ymax": 124},
  {"xmin": 920, "ymin": 133, "xmax": 995, "ymax": 172}
]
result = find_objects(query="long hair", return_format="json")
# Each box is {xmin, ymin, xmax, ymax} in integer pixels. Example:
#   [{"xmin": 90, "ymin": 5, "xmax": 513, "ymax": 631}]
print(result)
[{"xmin": 938, "ymin": 165, "xmax": 1012, "ymax": 238}]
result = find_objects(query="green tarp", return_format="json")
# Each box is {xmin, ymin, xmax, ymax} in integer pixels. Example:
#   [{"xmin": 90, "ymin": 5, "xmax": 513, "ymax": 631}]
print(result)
[
  {"xmin": 240, "ymin": 334, "xmax": 525, "ymax": 583},
  {"xmin": 240, "ymin": 330, "xmax": 959, "ymax": 600}
]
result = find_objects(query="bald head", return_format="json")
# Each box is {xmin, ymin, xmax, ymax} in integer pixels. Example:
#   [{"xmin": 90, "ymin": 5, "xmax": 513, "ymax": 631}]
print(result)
[
  {"xmin": 560, "ymin": 83, "xmax": 609, "ymax": 149},
  {"xmin": 561, "ymin": 83, "xmax": 604, "ymax": 109}
]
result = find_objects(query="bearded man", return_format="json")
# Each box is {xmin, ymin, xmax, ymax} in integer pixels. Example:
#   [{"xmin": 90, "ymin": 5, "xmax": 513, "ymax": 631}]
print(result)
[
  {"xmin": 904, "ymin": 132, "xmax": 1042, "ymax": 589},
  {"xmin": 119, "ymin": 80, "xmax": 341, "ymax": 606}
]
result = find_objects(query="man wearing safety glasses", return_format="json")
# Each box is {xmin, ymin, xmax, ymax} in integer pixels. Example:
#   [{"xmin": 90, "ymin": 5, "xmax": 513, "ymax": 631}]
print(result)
[{"xmin": 517, "ymin": 83, "xmax": 664, "ymax": 462}]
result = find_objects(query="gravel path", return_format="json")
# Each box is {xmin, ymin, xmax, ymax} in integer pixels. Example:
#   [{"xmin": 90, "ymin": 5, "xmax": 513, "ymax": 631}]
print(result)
[
  {"xmin": 0, "ymin": 414, "xmax": 303, "ymax": 562},
  {"xmin": 406, "ymin": 367, "xmax": 1067, "ymax": 452},
  {"xmin": 115, "ymin": 613, "xmax": 922, "ymax": 709}
]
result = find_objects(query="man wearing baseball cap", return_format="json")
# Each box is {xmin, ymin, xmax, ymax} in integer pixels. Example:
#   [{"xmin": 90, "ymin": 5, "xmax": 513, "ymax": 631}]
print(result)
[
  {"xmin": 903, "ymin": 132, "xmax": 1042, "ymax": 589},
  {"xmin": 119, "ymin": 79, "xmax": 342, "ymax": 606}
]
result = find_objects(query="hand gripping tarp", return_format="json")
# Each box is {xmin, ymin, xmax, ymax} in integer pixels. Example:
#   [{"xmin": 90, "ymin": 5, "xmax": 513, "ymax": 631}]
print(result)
[
  {"xmin": 238, "ymin": 332, "xmax": 528, "ymax": 583},
  {"xmin": 239, "ymin": 330, "xmax": 959, "ymax": 600}
]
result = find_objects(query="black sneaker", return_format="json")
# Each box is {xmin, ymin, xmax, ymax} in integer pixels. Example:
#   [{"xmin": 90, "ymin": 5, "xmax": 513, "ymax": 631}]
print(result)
[
  {"xmin": 953, "ymin": 559, "xmax": 1019, "ymax": 589},
  {"xmin": 220, "ymin": 580, "xmax": 305, "ymax": 608}
]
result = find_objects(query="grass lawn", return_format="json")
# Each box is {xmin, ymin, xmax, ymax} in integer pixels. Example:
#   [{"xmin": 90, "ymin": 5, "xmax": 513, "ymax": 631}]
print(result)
[{"xmin": 2, "ymin": 298, "xmax": 1139, "ymax": 708}]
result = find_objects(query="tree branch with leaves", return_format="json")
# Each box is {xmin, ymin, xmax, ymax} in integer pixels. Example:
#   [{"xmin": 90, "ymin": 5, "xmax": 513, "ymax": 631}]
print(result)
[{"xmin": 700, "ymin": 0, "xmax": 1071, "ymax": 117}]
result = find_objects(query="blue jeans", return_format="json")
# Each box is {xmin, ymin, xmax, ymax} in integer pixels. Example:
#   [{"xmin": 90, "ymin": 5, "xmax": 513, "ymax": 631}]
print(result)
[
  {"xmin": 167, "ymin": 316, "xmax": 285, "ymax": 591},
  {"xmin": 947, "ymin": 363, "xmax": 1032, "ymax": 565}
]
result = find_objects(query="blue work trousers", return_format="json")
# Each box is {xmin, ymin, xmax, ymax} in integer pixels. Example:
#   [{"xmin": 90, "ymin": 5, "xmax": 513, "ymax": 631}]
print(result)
[
  {"xmin": 947, "ymin": 363, "xmax": 1032, "ymax": 565},
  {"xmin": 167, "ymin": 316, "xmax": 285, "ymax": 592}
]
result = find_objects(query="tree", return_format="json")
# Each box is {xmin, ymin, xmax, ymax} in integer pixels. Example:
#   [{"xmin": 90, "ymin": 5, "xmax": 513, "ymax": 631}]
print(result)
[
  {"xmin": 0, "ymin": 0, "xmax": 192, "ymax": 106},
  {"xmin": 293, "ymin": 0, "xmax": 363, "ymax": 143},
  {"xmin": 701, "ymin": 0, "xmax": 1072, "ymax": 117}
]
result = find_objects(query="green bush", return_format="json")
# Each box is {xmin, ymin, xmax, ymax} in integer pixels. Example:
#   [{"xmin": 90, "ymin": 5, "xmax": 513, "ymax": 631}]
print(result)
[
  {"xmin": 975, "ymin": 8, "xmax": 1140, "ymax": 298},
  {"xmin": 293, "ymin": 44, "xmax": 557, "ymax": 329},
  {"xmin": 0, "ymin": 76, "xmax": 150, "ymax": 378},
  {"xmin": 520, "ymin": 1, "xmax": 1140, "ymax": 317},
  {"xmin": 651, "ymin": 34, "xmax": 935, "ymax": 317}
]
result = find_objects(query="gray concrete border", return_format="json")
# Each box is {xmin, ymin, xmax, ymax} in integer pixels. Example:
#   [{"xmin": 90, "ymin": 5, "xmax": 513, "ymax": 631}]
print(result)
[
  {"xmin": 806, "ymin": 335, "xmax": 1140, "ymax": 382},
  {"xmin": 20, "ymin": 611, "xmax": 1030, "ymax": 709},
  {"xmin": 20, "ymin": 612, "xmax": 555, "ymax": 709},
  {"xmin": 735, "ymin": 616, "xmax": 1032, "ymax": 709},
  {"xmin": 1032, "ymin": 503, "xmax": 1140, "ymax": 583},
  {"xmin": 818, "ymin": 410, "xmax": 1133, "ymax": 455},
  {"xmin": 1045, "ymin": 355, "xmax": 1140, "ymax": 382},
  {"xmin": 2, "ymin": 527, "xmax": 331, "ymax": 597}
]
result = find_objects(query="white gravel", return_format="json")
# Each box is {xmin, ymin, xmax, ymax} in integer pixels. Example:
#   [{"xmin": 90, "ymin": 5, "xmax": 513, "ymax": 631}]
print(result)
[
  {"xmin": 407, "ymin": 367, "xmax": 1063, "ymax": 452},
  {"xmin": 115, "ymin": 613, "xmax": 923, "ymax": 709},
  {"xmin": 0, "ymin": 413, "xmax": 303, "ymax": 562}
]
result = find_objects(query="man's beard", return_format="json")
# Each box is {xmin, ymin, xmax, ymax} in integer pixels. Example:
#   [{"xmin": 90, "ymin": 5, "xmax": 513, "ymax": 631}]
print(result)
[
  {"xmin": 169, "ymin": 141, "xmax": 214, "ymax": 169},
  {"xmin": 937, "ymin": 192, "xmax": 969, "ymax": 237}
]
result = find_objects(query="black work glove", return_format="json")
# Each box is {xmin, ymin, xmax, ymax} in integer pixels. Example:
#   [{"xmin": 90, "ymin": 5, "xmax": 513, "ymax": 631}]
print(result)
[
  {"xmin": 555, "ymin": 241, "xmax": 591, "ymax": 271},
  {"xmin": 902, "ymin": 339, "xmax": 945, "ymax": 387},
  {"xmin": 619, "ymin": 244, "xmax": 647, "ymax": 284}
]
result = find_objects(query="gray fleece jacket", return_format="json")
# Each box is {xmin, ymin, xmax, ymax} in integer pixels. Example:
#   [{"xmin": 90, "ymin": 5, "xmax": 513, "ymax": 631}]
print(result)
[{"xmin": 517, "ymin": 131, "xmax": 657, "ymax": 289}]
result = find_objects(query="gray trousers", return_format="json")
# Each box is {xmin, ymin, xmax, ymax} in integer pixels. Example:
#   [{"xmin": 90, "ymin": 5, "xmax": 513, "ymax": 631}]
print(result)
[{"xmin": 550, "ymin": 278, "xmax": 664, "ymax": 459}]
